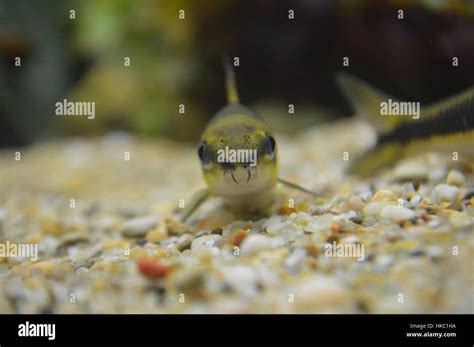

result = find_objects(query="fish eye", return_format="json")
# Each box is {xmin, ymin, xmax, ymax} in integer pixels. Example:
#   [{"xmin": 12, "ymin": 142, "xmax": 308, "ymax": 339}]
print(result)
[
  {"xmin": 197, "ymin": 143, "xmax": 207, "ymax": 162},
  {"xmin": 260, "ymin": 135, "xmax": 276, "ymax": 159},
  {"xmin": 268, "ymin": 135, "xmax": 276, "ymax": 154},
  {"xmin": 268, "ymin": 136, "xmax": 276, "ymax": 153}
]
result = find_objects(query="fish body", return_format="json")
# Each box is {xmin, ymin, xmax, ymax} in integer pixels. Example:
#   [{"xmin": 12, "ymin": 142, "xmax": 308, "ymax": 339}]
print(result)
[
  {"xmin": 183, "ymin": 58, "xmax": 314, "ymax": 222},
  {"xmin": 336, "ymin": 73, "xmax": 474, "ymax": 175}
]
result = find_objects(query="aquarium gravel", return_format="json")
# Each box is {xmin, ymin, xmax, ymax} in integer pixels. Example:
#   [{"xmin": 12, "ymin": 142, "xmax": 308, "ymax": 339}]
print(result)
[{"xmin": 0, "ymin": 121, "xmax": 473, "ymax": 313}]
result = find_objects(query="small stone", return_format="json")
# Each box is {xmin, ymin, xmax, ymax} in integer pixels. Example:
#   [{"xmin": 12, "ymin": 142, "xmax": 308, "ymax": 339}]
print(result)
[
  {"xmin": 374, "ymin": 254, "xmax": 394, "ymax": 271},
  {"xmin": 410, "ymin": 195, "xmax": 421, "ymax": 205},
  {"xmin": 372, "ymin": 189, "xmax": 397, "ymax": 202},
  {"xmin": 28, "ymin": 261, "xmax": 57, "ymax": 274},
  {"xmin": 309, "ymin": 205, "xmax": 330, "ymax": 215},
  {"xmin": 137, "ymin": 258, "xmax": 172, "ymax": 279},
  {"xmin": 402, "ymin": 183, "xmax": 416, "ymax": 198},
  {"xmin": 228, "ymin": 229, "xmax": 248, "ymax": 246},
  {"xmin": 170, "ymin": 267, "xmax": 205, "ymax": 295},
  {"xmin": 446, "ymin": 170, "xmax": 465, "ymax": 187},
  {"xmin": 428, "ymin": 168, "xmax": 446, "ymax": 182},
  {"xmin": 120, "ymin": 216, "xmax": 159, "ymax": 237},
  {"xmin": 220, "ymin": 265, "xmax": 258, "ymax": 297},
  {"xmin": 240, "ymin": 234, "xmax": 273, "ymax": 256},
  {"xmin": 432, "ymin": 184, "xmax": 459, "ymax": 203},
  {"xmin": 266, "ymin": 222, "xmax": 287, "ymax": 235},
  {"xmin": 191, "ymin": 235, "xmax": 220, "ymax": 251},
  {"xmin": 145, "ymin": 227, "xmax": 168, "ymax": 243},
  {"xmin": 177, "ymin": 234, "xmax": 194, "ymax": 252},
  {"xmin": 28, "ymin": 261, "xmax": 69, "ymax": 279},
  {"xmin": 211, "ymin": 228, "xmax": 223, "ymax": 235},
  {"xmin": 340, "ymin": 195, "xmax": 365, "ymax": 212},
  {"xmin": 340, "ymin": 235, "xmax": 359, "ymax": 244},
  {"xmin": 380, "ymin": 205, "xmax": 416, "ymax": 222},
  {"xmin": 394, "ymin": 160, "xmax": 430, "ymax": 180},
  {"xmin": 285, "ymin": 248, "xmax": 307, "ymax": 274},
  {"xmin": 449, "ymin": 211, "xmax": 474, "ymax": 228},
  {"xmin": 166, "ymin": 220, "xmax": 189, "ymax": 236},
  {"xmin": 363, "ymin": 201, "xmax": 395, "ymax": 216},
  {"xmin": 295, "ymin": 276, "xmax": 350, "ymax": 311},
  {"xmin": 407, "ymin": 248, "xmax": 425, "ymax": 257}
]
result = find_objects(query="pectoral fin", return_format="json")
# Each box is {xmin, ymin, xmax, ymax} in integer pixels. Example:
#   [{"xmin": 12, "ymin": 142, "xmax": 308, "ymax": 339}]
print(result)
[
  {"xmin": 278, "ymin": 178, "xmax": 317, "ymax": 197},
  {"xmin": 181, "ymin": 188, "xmax": 211, "ymax": 223}
]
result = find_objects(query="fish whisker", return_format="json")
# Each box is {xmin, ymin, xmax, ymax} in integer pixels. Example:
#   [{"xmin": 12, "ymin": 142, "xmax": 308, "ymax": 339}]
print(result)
[{"xmin": 231, "ymin": 171, "xmax": 238, "ymax": 184}]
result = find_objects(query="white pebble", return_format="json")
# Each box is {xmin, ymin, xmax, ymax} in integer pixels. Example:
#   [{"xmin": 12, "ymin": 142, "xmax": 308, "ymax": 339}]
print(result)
[
  {"xmin": 191, "ymin": 235, "xmax": 219, "ymax": 250},
  {"xmin": 285, "ymin": 248, "xmax": 307, "ymax": 274},
  {"xmin": 262, "ymin": 216, "xmax": 282, "ymax": 230},
  {"xmin": 221, "ymin": 265, "xmax": 258, "ymax": 297},
  {"xmin": 119, "ymin": 216, "xmax": 158, "ymax": 237},
  {"xmin": 266, "ymin": 222, "xmax": 287, "ymax": 235},
  {"xmin": 363, "ymin": 201, "xmax": 394, "ymax": 216},
  {"xmin": 240, "ymin": 234, "xmax": 273, "ymax": 256},
  {"xmin": 410, "ymin": 195, "xmax": 421, "ymax": 205},
  {"xmin": 295, "ymin": 276, "xmax": 349, "ymax": 310},
  {"xmin": 432, "ymin": 184, "xmax": 459, "ymax": 203},
  {"xmin": 380, "ymin": 205, "xmax": 415, "ymax": 222},
  {"xmin": 428, "ymin": 168, "xmax": 446, "ymax": 182},
  {"xmin": 446, "ymin": 170, "xmax": 465, "ymax": 187}
]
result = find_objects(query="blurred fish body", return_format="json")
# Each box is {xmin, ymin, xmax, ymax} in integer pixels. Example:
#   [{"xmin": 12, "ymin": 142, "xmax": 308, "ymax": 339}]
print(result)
[{"xmin": 336, "ymin": 73, "xmax": 474, "ymax": 175}]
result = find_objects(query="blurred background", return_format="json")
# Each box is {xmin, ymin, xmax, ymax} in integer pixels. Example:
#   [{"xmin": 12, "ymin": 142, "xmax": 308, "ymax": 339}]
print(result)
[{"xmin": 1, "ymin": 0, "xmax": 473, "ymax": 148}]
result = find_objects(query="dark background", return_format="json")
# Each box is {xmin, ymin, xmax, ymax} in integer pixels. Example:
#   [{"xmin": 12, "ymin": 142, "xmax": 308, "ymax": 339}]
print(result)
[{"xmin": 1, "ymin": 0, "xmax": 473, "ymax": 147}]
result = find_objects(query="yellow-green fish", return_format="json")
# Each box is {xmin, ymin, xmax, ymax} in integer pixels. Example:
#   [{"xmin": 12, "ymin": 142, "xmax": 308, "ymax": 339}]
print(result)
[
  {"xmin": 182, "ymin": 58, "xmax": 314, "ymax": 222},
  {"xmin": 336, "ymin": 73, "xmax": 474, "ymax": 176}
]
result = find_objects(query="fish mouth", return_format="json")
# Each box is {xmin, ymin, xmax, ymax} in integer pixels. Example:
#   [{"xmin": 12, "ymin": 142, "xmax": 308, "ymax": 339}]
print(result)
[{"xmin": 225, "ymin": 165, "xmax": 256, "ymax": 185}]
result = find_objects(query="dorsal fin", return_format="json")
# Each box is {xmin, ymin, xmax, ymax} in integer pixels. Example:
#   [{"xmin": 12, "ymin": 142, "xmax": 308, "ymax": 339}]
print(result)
[
  {"xmin": 223, "ymin": 56, "xmax": 240, "ymax": 104},
  {"xmin": 336, "ymin": 72, "xmax": 399, "ymax": 134}
]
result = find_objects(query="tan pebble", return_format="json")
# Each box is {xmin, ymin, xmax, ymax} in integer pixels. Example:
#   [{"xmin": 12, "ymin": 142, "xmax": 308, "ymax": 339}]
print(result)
[
  {"xmin": 449, "ymin": 211, "xmax": 474, "ymax": 228},
  {"xmin": 446, "ymin": 170, "xmax": 465, "ymax": 187},
  {"xmin": 93, "ymin": 259, "xmax": 112, "ymax": 271},
  {"xmin": 130, "ymin": 248, "xmax": 149, "ymax": 260},
  {"xmin": 372, "ymin": 189, "xmax": 397, "ymax": 202},
  {"xmin": 29, "ymin": 261, "xmax": 57, "ymax": 274},
  {"xmin": 93, "ymin": 278, "xmax": 107, "ymax": 291},
  {"xmin": 432, "ymin": 184, "xmax": 459, "ymax": 203},
  {"xmin": 24, "ymin": 277, "xmax": 43, "ymax": 289},
  {"xmin": 28, "ymin": 261, "xmax": 69, "ymax": 278},
  {"xmin": 119, "ymin": 216, "xmax": 159, "ymax": 237},
  {"xmin": 145, "ymin": 227, "xmax": 168, "ymax": 243},
  {"xmin": 380, "ymin": 205, "xmax": 416, "ymax": 222},
  {"xmin": 363, "ymin": 201, "xmax": 396, "ymax": 216},
  {"xmin": 25, "ymin": 232, "xmax": 43, "ymax": 244},
  {"xmin": 40, "ymin": 218, "xmax": 62, "ymax": 235},
  {"xmin": 341, "ymin": 195, "xmax": 364, "ymax": 212},
  {"xmin": 295, "ymin": 276, "xmax": 351, "ymax": 312},
  {"xmin": 177, "ymin": 234, "xmax": 194, "ymax": 252},
  {"xmin": 101, "ymin": 239, "xmax": 130, "ymax": 250}
]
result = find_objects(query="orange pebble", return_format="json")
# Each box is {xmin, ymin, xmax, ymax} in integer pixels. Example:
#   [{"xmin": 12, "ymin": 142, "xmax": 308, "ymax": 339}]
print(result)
[{"xmin": 137, "ymin": 258, "xmax": 172, "ymax": 279}]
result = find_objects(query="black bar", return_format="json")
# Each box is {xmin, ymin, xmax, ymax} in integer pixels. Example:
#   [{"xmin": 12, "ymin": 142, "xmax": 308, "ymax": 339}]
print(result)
[{"xmin": 0, "ymin": 314, "xmax": 472, "ymax": 345}]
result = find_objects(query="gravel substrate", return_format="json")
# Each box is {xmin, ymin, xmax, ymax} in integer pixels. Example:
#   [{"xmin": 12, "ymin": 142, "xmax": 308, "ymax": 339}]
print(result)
[{"xmin": 0, "ymin": 121, "xmax": 473, "ymax": 313}]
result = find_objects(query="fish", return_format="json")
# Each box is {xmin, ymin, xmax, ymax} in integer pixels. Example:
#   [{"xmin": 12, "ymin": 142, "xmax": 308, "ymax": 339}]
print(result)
[
  {"xmin": 336, "ymin": 72, "xmax": 474, "ymax": 176},
  {"xmin": 182, "ymin": 57, "xmax": 315, "ymax": 222}
]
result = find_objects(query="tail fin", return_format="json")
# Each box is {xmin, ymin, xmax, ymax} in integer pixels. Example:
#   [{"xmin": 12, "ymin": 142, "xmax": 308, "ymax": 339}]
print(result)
[
  {"xmin": 336, "ymin": 72, "xmax": 398, "ymax": 134},
  {"xmin": 223, "ymin": 55, "xmax": 240, "ymax": 104}
]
